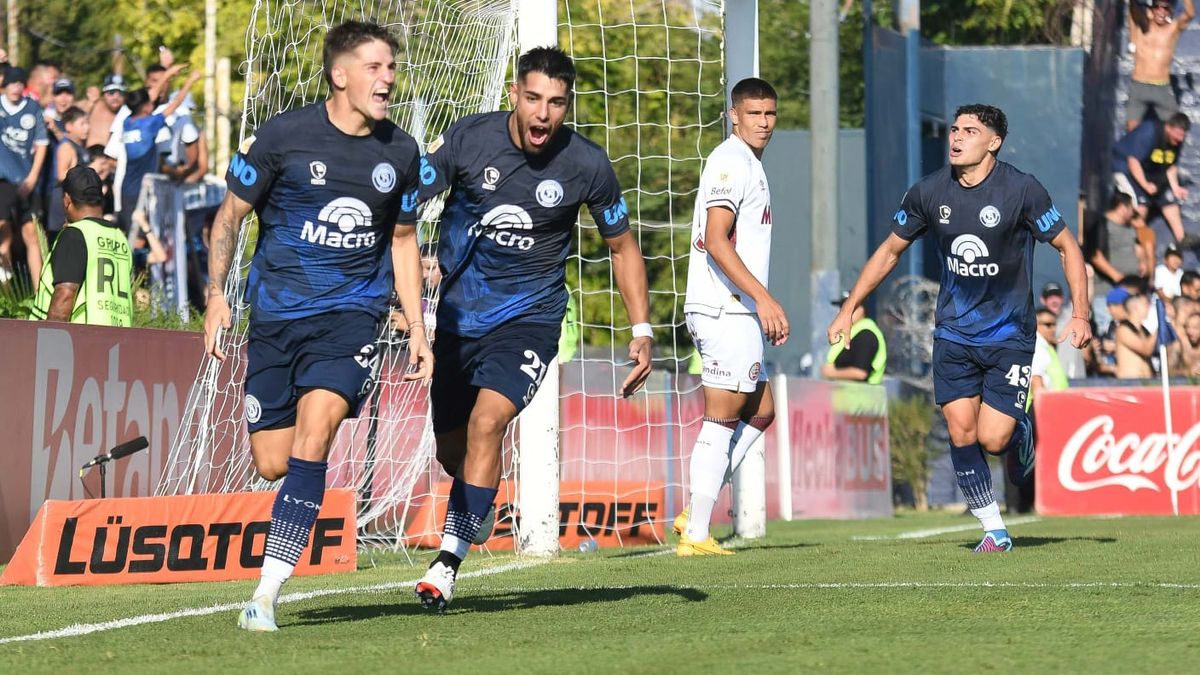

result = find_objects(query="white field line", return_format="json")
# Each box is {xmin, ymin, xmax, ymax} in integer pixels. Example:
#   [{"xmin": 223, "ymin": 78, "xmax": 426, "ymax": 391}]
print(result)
[
  {"xmin": 0, "ymin": 559, "xmax": 543, "ymax": 646},
  {"xmin": 850, "ymin": 516, "xmax": 1042, "ymax": 541},
  {"xmin": 479, "ymin": 580, "xmax": 1200, "ymax": 592}
]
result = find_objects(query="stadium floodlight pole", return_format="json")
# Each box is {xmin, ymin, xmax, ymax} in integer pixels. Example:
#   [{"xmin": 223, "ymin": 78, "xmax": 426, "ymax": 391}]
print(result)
[
  {"xmin": 900, "ymin": 0, "xmax": 923, "ymax": 279},
  {"xmin": 726, "ymin": 0, "xmax": 768, "ymax": 539},
  {"xmin": 515, "ymin": 0, "xmax": 562, "ymax": 558},
  {"xmin": 810, "ymin": 0, "xmax": 840, "ymax": 364}
]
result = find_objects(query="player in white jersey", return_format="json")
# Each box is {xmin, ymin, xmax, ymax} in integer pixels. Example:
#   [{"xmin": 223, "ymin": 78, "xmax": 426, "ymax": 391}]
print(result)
[{"xmin": 675, "ymin": 78, "xmax": 787, "ymax": 556}]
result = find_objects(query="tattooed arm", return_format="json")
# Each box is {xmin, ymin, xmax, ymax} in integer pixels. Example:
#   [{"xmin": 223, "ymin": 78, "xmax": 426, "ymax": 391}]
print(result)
[{"xmin": 203, "ymin": 192, "xmax": 253, "ymax": 361}]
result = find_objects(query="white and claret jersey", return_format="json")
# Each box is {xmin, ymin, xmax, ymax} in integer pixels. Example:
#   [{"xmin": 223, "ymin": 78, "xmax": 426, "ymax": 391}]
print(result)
[
  {"xmin": 684, "ymin": 135, "xmax": 773, "ymax": 316},
  {"xmin": 892, "ymin": 161, "xmax": 1066, "ymax": 351}
]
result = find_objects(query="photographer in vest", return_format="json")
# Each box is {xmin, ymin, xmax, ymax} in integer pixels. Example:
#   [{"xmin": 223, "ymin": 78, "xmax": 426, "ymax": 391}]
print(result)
[
  {"xmin": 822, "ymin": 291, "xmax": 887, "ymax": 384},
  {"xmin": 29, "ymin": 165, "xmax": 132, "ymax": 325}
]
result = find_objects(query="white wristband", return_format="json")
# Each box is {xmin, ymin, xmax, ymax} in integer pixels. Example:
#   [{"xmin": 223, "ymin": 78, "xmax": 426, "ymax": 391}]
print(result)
[{"xmin": 631, "ymin": 322, "xmax": 653, "ymax": 340}]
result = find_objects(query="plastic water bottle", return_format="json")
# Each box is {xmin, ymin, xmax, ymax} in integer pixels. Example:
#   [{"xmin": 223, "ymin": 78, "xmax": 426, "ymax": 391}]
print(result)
[{"xmin": 578, "ymin": 539, "xmax": 598, "ymax": 554}]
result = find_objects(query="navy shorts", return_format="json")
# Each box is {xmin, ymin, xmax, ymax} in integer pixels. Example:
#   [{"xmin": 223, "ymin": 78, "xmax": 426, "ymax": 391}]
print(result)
[
  {"xmin": 431, "ymin": 320, "xmax": 560, "ymax": 434},
  {"xmin": 932, "ymin": 338, "xmax": 1033, "ymax": 420},
  {"xmin": 245, "ymin": 310, "xmax": 381, "ymax": 433}
]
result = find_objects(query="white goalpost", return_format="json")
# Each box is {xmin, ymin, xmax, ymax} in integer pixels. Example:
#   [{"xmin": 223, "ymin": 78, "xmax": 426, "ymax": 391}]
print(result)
[{"xmin": 157, "ymin": 0, "xmax": 767, "ymax": 558}]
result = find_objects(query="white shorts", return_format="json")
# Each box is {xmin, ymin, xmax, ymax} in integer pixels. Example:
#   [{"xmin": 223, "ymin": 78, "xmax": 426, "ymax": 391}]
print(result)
[{"xmin": 686, "ymin": 311, "xmax": 767, "ymax": 393}]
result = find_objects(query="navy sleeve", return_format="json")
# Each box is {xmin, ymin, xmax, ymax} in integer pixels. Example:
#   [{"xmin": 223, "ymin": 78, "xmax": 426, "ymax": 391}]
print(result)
[
  {"xmin": 50, "ymin": 228, "xmax": 87, "ymax": 286},
  {"xmin": 890, "ymin": 183, "xmax": 929, "ymax": 241},
  {"xmin": 585, "ymin": 158, "xmax": 630, "ymax": 238},
  {"xmin": 1022, "ymin": 176, "xmax": 1067, "ymax": 243},
  {"xmin": 417, "ymin": 122, "xmax": 459, "ymax": 201},
  {"xmin": 226, "ymin": 118, "xmax": 283, "ymax": 207},
  {"xmin": 397, "ymin": 145, "xmax": 420, "ymax": 224}
]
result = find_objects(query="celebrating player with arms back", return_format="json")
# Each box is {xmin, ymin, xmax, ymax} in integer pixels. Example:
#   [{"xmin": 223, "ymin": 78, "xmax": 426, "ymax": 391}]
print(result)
[
  {"xmin": 675, "ymin": 78, "xmax": 785, "ymax": 556},
  {"xmin": 829, "ymin": 105, "xmax": 1091, "ymax": 552},
  {"xmin": 203, "ymin": 21, "xmax": 432, "ymax": 631},
  {"xmin": 414, "ymin": 47, "xmax": 652, "ymax": 609}
]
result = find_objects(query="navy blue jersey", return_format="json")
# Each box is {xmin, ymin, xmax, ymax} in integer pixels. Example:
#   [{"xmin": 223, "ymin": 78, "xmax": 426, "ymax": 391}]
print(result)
[
  {"xmin": 121, "ymin": 113, "xmax": 168, "ymax": 207},
  {"xmin": 419, "ymin": 111, "xmax": 630, "ymax": 337},
  {"xmin": 892, "ymin": 161, "xmax": 1066, "ymax": 351},
  {"xmin": 0, "ymin": 97, "xmax": 49, "ymax": 183},
  {"xmin": 226, "ymin": 103, "xmax": 421, "ymax": 321}
]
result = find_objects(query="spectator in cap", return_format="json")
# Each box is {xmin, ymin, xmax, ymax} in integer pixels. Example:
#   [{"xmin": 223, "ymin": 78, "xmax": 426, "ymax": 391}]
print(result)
[
  {"xmin": 0, "ymin": 65, "xmax": 49, "ymax": 288},
  {"xmin": 28, "ymin": 165, "xmax": 133, "ymax": 326},
  {"xmin": 1154, "ymin": 244, "xmax": 1185, "ymax": 302},
  {"xmin": 821, "ymin": 292, "xmax": 887, "ymax": 384},
  {"xmin": 43, "ymin": 78, "xmax": 75, "ymax": 137},
  {"xmin": 87, "ymin": 74, "xmax": 126, "ymax": 148},
  {"xmin": 1040, "ymin": 282, "xmax": 1064, "ymax": 316}
]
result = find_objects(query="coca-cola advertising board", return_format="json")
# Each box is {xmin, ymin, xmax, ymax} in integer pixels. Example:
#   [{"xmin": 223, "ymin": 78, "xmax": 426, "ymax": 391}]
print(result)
[{"xmin": 1035, "ymin": 387, "xmax": 1200, "ymax": 516}]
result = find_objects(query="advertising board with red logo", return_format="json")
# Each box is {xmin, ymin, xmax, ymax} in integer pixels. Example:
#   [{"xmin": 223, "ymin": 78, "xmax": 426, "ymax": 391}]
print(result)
[{"xmin": 1035, "ymin": 387, "xmax": 1200, "ymax": 516}]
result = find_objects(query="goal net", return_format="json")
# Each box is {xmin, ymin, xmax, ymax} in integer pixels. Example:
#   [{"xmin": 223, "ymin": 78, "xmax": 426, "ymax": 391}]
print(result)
[{"xmin": 157, "ymin": 0, "xmax": 728, "ymax": 554}]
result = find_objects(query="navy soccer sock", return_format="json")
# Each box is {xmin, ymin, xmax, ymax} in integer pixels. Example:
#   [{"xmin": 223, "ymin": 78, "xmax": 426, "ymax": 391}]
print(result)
[
  {"xmin": 256, "ymin": 457, "xmax": 327, "ymax": 600},
  {"xmin": 950, "ymin": 442, "xmax": 1005, "ymax": 532},
  {"xmin": 436, "ymin": 478, "xmax": 498, "ymax": 573}
]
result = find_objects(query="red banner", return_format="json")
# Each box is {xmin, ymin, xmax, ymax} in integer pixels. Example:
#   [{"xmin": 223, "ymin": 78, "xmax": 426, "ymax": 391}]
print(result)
[
  {"xmin": 1, "ymin": 489, "xmax": 356, "ymax": 586},
  {"xmin": 1035, "ymin": 387, "xmax": 1200, "ymax": 516}
]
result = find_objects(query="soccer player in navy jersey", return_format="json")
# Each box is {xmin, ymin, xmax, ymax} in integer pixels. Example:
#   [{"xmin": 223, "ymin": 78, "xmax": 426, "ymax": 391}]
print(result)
[
  {"xmin": 828, "ymin": 104, "xmax": 1092, "ymax": 552},
  {"xmin": 413, "ymin": 47, "xmax": 653, "ymax": 609},
  {"xmin": 202, "ymin": 21, "xmax": 433, "ymax": 632}
]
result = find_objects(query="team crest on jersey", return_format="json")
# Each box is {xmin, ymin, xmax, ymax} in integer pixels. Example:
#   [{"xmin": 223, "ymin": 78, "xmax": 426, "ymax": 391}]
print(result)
[
  {"xmin": 309, "ymin": 160, "xmax": 327, "ymax": 185},
  {"xmin": 979, "ymin": 205, "xmax": 1001, "ymax": 228},
  {"xmin": 372, "ymin": 162, "xmax": 396, "ymax": 193},
  {"xmin": 535, "ymin": 179, "xmax": 564, "ymax": 208},
  {"xmin": 939, "ymin": 205, "xmax": 951, "ymax": 224},
  {"xmin": 18, "ymin": 114, "xmax": 35, "ymax": 130},
  {"xmin": 482, "ymin": 166, "xmax": 500, "ymax": 190},
  {"xmin": 748, "ymin": 362, "xmax": 761, "ymax": 380}
]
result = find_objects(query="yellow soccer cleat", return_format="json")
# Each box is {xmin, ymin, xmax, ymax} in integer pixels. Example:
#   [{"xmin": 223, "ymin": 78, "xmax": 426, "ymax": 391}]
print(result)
[
  {"xmin": 672, "ymin": 507, "xmax": 690, "ymax": 536},
  {"xmin": 676, "ymin": 534, "xmax": 735, "ymax": 557}
]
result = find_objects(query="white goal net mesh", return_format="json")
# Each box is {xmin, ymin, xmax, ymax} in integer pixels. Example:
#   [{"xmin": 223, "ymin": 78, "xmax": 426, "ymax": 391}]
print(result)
[{"xmin": 157, "ymin": 0, "xmax": 727, "ymax": 554}]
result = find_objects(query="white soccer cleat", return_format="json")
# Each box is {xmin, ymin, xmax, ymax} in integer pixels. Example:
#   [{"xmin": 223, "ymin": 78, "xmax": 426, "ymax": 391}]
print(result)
[
  {"xmin": 237, "ymin": 595, "xmax": 279, "ymax": 632},
  {"xmin": 472, "ymin": 504, "xmax": 497, "ymax": 545},
  {"xmin": 415, "ymin": 561, "xmax": 457, "ymax": 611}
]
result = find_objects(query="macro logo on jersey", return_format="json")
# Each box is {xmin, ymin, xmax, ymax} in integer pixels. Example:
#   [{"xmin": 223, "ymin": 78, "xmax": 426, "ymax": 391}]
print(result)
[
  {"xmin": 536, "ymin": 179, "xmax": 564, "ymax": 208},
  {"xmin": 1035, "ymin": 204, "xmax": 1063, "ymax": 233},
  {"xmin": 300, "ymin": 197, "xmax": 376, "ymax": 249},
  {"xmin": 372, "ymin": 162, "xmax": 396, "ymax": 193},
  {"xmin": 468, "ymin": 204, "xmax": 535, "ymax": 250},
  {"xmin": 946, "ymin": 234, "xmax": 999, "ymax": 277},
  {"xmin": 979, "ymin": 205, "xmax": 1001, "ymax": 228}
]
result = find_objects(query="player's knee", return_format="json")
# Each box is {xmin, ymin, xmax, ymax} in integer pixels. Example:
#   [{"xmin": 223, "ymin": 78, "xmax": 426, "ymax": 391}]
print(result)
[
  {"xmin": 977, "ymin": 432, "xmax": 1007, "ymax": 456},
  {"xmin": 436, "ymin": 446, "xmax": 463, "ymax": 476},
  {"xmin": 468, "ymin": 409, "xmax": 512, "ymax": 442},
  {"xmin": 253, "ymin": 455, "xmax": 289, "ymax": 482},
  {"xmin": 946, "ymin": 423, "xmax": 978, "ymax": 448},
  {"xmin": 291, "ymin": 428, "xmax": 335, "ymax": 462}
]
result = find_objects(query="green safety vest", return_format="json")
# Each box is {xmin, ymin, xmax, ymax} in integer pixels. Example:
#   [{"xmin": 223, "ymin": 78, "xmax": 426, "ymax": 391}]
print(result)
[
  {"xmin": 826, "ymin": 317, "xmax": 888, "ymax": 384},
  {"xmin": 1027, "ymin": 340, "xmax": 1069, "ymax": 411},
  {"xmin": 31, "ymin": 217, "xmax": 133, "ymax": 326}
]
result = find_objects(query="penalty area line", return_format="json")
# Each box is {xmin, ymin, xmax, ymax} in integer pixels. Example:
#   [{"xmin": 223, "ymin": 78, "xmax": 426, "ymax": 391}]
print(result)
[
  {"xmin": 0, "ymin": 559, "xmax": 543, "ymax": 646},
  {"xmin": 851, "ymin": 516, "xmax": 1041, "ymax": 541}
]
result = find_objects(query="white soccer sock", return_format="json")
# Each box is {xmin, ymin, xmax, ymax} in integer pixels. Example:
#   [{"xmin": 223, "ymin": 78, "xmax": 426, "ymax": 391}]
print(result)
[
  {"xmin": 970, "ymin": 501, "xmax": 1006, "ymax": 533},
  {"xmin": 724, "ymin": 422, "xmax": 766, "ymax": 484},
  {"xmin": 685, "ymin": 421, "xmax": 736, "ymax": 541},
  {"xmin": 254, "ymin": 556, "xmax": 294, "ymax": 603}
]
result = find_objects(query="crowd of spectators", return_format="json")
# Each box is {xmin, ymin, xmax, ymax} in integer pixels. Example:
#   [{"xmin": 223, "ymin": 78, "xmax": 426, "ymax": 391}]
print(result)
[{"xmin": 0, "ymin": 46, "xmax": 208, "ymax": 310}]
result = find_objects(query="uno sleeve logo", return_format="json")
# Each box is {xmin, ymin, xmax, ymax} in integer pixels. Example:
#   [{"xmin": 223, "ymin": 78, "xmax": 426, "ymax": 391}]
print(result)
[
  {"xmin": 603, "ymin": 196, "xmax": 629, "ymax": 226},
  {"xmin": 419, "ymin": 156, "xmax": 437, "ymax": 186},
  {"xmin": 228, "ymin": 154, "xmax": 258, "ymax": 187}
]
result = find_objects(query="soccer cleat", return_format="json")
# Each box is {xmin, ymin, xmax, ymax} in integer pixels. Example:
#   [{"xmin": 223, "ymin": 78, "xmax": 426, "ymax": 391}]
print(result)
[
  {"xmin": 1007, "ymin": 413, "xmax": 1036, "ymax": 487},
  {"xmin": 672, "ymin": 507, "xmax": 690, "ymax": 536},
  {"xmin": 973, "ymin": 530, "xmax": 1013, "ymax": 553},
  {"xmin": 237, "ymin": 595, "xmax": 279, "ymax": 632},
  {"xmin": 415, "ymin": 561, "xmax": 456, "ymax": 611},
  {"xmin": 676, "ymin": 534, "xmax": 735, "ymax": 557},
  {"xmin": 472, "ymin": 504, "xmax": 497, "ymax": 545}
]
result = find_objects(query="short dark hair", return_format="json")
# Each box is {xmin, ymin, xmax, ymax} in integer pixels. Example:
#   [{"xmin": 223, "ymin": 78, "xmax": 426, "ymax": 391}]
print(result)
[
  {"xmin": 731, "ymin": 77, "xmax": 778, "ymax": 106},
  {"xmin": 1119, "ymin": 274, "xmax": 1149, "ymax": 294},
  {"xmin": 1183, "ymin": 270, "xmax": 1200, "ymax": 286},
  {"xmin": 87, "ymin": 144, "xmax": 112, "ymax": 161},
  {"xmin": 1036, "ymin": 307, "xmax": 1056, "ymax": 320},
  {"xmin": 517, "ymin": 46, "xmax": 576, "ymax": 91},
  {"xmin": 955, "ymin": 104, "xmax": 1008, "ymax": 141},
  {"xmin": 1107, "ymin": 191, "xmax": 1135, "ymax": 211},
  {"xmin": 1167, "ymin": 112, "xmax": 1191, "ymax": 131},
  {"xmin": 322, "ymin": 20, "xmax": 399, "ymax": 88},
  {"xmin": 146, "ymin": 64, "xmax": 166, "ymax": 79},
  {"xmin": 61, "ymin": 106, "xmax": 87, "ymax": 127},
  {"xmin": 125, "ymin": 88, "xmax": 151, "ymax": 113}
]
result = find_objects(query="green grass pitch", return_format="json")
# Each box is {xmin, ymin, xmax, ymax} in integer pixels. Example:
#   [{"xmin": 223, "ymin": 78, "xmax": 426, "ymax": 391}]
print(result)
[{"xmin": 2, "ymin": 512, "xmax": 1198, "ymax": 673}]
